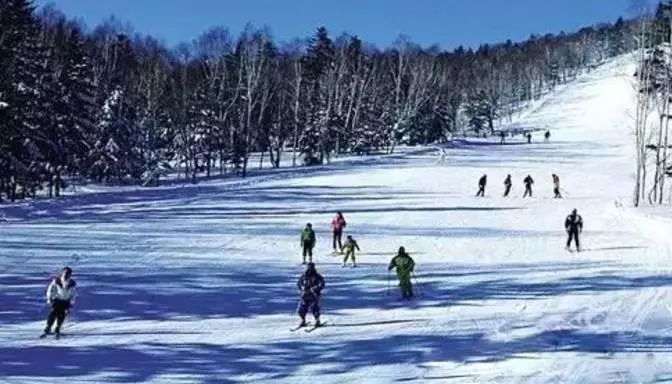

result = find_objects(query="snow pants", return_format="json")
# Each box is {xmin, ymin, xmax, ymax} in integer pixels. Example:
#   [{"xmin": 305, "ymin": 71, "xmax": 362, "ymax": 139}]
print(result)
[
  {"xmin": 302, "ymin": 241, "xmax": 313, "ymax": 262},
  {"xmin": 45, "ymin": 299, "xmax": 70, "ymax": 333},
  {"xmin": 554, "ymin": 187, "xmax": 562, "ymax": 198},
  {"xmin": 297, "ymin": 295, "xmax": 320, "ymax": 320},
  {"xmin": 503, "ymin": 185, "xmax": 511, "ymax": 197},
  {"xmin": 566, "ymin": 230, "xmax": 580, "ymax": 249},
  {"xmin": 397, "ymin": 271, "xmax": 413, "ymax": 298},
  {"xmin": 332, "ymin": 229, "xmax": 343, "ymax": 251},
  {"xmin": 523, "ymin": 185, "xmax": 532, "ymax": 197},
  {"xmin": 476, "ymin": 186, "xmax": 485, "ymax": 197},
  {"xmin": 343, "ymin": 248, "xmax": 356, "ymax": 264}
]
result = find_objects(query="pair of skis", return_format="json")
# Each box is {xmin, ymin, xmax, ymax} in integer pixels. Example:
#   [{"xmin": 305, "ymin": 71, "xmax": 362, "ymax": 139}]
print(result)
[
  {"xmin": 39, "ymin": 332, "xmax": 62, "ymax": 340},
  {"xmin": 290, "ymin": 321, "xmax": 329, "ymax": 333}
]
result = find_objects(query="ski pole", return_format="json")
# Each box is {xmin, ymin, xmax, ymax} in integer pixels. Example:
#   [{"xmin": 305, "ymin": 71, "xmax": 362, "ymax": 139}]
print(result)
[
  {"xmin": 387, "ymin": 270, "xmax": 391, "ymax": 296},
  {"xmin": 65, "ymin": 308, "xmax": 77, "ymax": 330},
  {"xmin": 411, "ymin": 271, "xmax": 423, "ymax": 297}
]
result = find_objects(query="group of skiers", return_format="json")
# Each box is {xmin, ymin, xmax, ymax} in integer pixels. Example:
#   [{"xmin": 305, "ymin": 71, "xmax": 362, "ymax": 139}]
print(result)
[
  {"xmin": 36, "ymin": 204, "xmax": 584, "ymax": 335},
  {"xmin": 498, "ymin": 130, "xmax": 551, "ymax": 145},
  {"xmin": 293, "ymin": 206, "xmax": 583, "ymax": 328},
  {"xmin": 477, "ymin": 173, "xmax": 563, "ymax": 198},
  {"xmin": 294, "ymin": 211, "xmax": 418, "ymax": 328},
  {"xmin": 300, "ymin": 212, "xmax": 360, "ymax": 268}
]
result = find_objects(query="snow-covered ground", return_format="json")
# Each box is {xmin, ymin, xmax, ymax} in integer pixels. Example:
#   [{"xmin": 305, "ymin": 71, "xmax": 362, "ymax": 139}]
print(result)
[{"xmin": 3, "ymin": 54, "xmax": 672, "ymax": 383}]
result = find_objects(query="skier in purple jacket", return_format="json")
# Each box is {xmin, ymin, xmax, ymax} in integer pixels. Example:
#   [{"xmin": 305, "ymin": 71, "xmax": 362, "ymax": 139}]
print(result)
[{"xmin": 296, "ymin": 262, "xmax": 325, "ymax": 328}]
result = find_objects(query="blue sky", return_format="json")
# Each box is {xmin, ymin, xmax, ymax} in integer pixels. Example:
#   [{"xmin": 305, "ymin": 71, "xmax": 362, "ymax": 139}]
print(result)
[{"xmin": 37, "ymin": 0, "xmax": 643, "ymax": 50}]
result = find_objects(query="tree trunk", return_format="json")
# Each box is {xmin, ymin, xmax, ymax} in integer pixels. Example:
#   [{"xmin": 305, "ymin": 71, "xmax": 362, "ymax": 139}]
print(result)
[
  {"xmin": 55, "ymin": 170, "xmax": 62, "ymax": 198},
  {"xmin": 206, "ymin": 152, "xmax": 212, "ymax": 178},
  {"xmin": 259, "ymin": 150, "xmax": 264, "ymax": 170},
  {"xmin": 274, "ymin": 145, "xmax": 281, "ymax": 168}
]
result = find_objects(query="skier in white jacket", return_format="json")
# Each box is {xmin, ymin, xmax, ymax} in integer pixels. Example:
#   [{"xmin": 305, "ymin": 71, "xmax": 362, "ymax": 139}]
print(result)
[{"xmin": 40, "ymin": 267, "xmax": 77, "ymax": 339}]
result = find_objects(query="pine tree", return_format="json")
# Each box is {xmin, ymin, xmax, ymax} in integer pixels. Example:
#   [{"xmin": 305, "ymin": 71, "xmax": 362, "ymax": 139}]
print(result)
[
  {"xmin": 0, "ymin": 0, "xmax": 48, "ymax": 200},
  {"xmin": 40, "ymin": 27, "xmax": 96, "ymax": 196},
  {"xmin": 90, "ymin": 87, "xmax": 143, "ymax": 183},
  {"xmin": 302, "ymin": 27, "xmax": 335, "ymax": 164}
]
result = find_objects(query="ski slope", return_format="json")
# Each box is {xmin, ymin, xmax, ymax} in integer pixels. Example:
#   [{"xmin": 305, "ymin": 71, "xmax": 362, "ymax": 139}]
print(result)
[{"xmin": 3, "ymin": 54, "xmax": 672, "ymax": 384}]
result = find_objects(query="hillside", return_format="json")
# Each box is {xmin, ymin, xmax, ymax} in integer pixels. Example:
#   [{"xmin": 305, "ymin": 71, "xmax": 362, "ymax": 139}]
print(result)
[{"xmin": 4, "ymin": 54, "xmax": 672, "ymax": 384}]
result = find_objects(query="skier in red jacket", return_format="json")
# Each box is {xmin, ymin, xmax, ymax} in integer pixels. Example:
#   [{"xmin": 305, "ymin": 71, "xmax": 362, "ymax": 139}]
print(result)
[{"xmin": 331, "ymin": 211, "xmax": 347, "ymax": 252}]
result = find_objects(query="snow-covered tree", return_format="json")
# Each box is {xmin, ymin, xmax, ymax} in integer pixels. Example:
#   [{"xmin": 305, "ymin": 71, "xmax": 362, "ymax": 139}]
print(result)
[{"xmin": 90, "ymin": 87, "xmax": 143, "ymax": 183}]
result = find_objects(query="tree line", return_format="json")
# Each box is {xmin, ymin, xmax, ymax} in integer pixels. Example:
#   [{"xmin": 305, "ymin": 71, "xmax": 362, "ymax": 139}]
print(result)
[
  {"xmin": 0, "ymin": 0, "xmax": 637, "ymax": 201},
  {"xmin": 633, "ymin": 1, "xmax": 672, "ymax": 206}
]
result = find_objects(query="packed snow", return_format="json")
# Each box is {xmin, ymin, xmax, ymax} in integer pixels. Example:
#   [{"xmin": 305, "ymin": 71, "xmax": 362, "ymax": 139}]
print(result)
[{"xmin": 3, "ymin": 54, "xmax": 672, "ymax": 383}]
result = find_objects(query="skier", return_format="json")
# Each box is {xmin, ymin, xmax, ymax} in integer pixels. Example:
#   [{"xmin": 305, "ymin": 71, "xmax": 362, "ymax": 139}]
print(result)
[
  {"xmin": 526, "ymin": 133, "xmax": 532, "ymax": 144},
  {"xmin": 565, "ymin": 209, "xmax": 583, "ymax": 252},
  {"xmin": 40, "ymin": 267, "xmax": 77, "ymax": 339},
  {"xmin": 388, "ymin": 247, "xmax": 416, "ymax": 299},
  {"xmin": 523, "ymin": 174, "xmax": 534, "ymax": 198},
  {"xmin": 331, "ymin": 211, "xmax": 347, "ymax": 252},
  {"xmin": 300, "ymin": 223, "xmax": 316, "ymax": 264},
  {"xmin": 499, "ymin": 131, "xmax": 506, "ymax": 144},
  {"xmin": 544, "ymin": 130, "xmax": 551, "ymax": 142},
  {"xmin": 476, "ymin": 174, "xmax": 487, "ymax": 197},
  {"xmin": 296, "ymin": 262, "xmax": 325, "ymax": 328},
  {"xmin": 503, "ymin": 174, "xmax": 512, "ymax": 197},
  {"xmin": 341, "ymin": 235, "xmax": 361, "ymax": 268},
  {"xmin": 552, "ymin": 174, "xmax": 562, "ymax": 198},
  {"xmin": 436, "ymin": 147, "xmax": 447, "ymax": 165}
]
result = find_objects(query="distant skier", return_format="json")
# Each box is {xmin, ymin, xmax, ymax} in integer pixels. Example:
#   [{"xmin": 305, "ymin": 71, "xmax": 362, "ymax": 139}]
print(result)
[
  {"xmin": 296, "ymin": 262, "xmax": 325, "ymax": 328},
  {"xmin": 436, "ymin": 148, "xmax": 447, "ymax": 165},
  {"xmin": 300, "ymin": 223, "xmax": 316, "ymax": 264},
  {"xmin": 499, "ymin": 131, "xmax": 506, "ymax": 144},
  {"xmin": 341, "ymin": 235, "xmax": 360, "ymax": 268},
  {"xmin": 503, "ymin": 174, "xmax": 512, "ymax": 197},
  {"xmin": 544, "ymin": 130, "xmax": 551, "ymax": 142},
  {"xmin": 331, "ymin": 212, "xmax": 347, "ymax": 252},
  {"xmin": 526, "ymin": 133, "xmax": 532, "ymax": 144},
  {"xmin": 40, "ymin": 267, "xmax": 77, "ymax": 339},
  {"xmin": 388, "ymin": 247, "xmax": 416, "ymax": 299},
  {"xmin": 476, "ymin": 174, "xmax": 487, "ymax": 197},
  {"xmin": 565, "ymin": 209, "xmax": 583, "ymax": 252},
  {"xmin": 523, "ymin": 174, "xmax": 534, "ymax": 198},
  {"xmin": 552, "ymin": 174, "xmax": 562, "ymax": 198}
]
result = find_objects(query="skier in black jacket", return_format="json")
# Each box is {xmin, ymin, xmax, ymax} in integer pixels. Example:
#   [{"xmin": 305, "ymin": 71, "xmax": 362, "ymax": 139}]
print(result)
[
  {"xmin": 523, "ymin": 175, "xmax": 534, "ymax": 198},
  {"xmin": 503, "ymin": 174, "xmax": 512, "ymax": 197},
  {"xmin": 476, "ymin": 174, "xmax": 487, "ymax": 197},
  {"xmin": 296, "ymin": 262, "xmax": 325, "ymax": 327},
  {"xmin": 565, "ymin": 209, "xmax": 583, "ymax": 252}
]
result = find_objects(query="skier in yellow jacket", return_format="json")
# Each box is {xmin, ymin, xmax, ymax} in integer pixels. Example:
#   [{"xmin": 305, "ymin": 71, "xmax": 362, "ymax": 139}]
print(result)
[{"xmin": 388, "ymin": 247, "xmax": 415, "ymax": 299}]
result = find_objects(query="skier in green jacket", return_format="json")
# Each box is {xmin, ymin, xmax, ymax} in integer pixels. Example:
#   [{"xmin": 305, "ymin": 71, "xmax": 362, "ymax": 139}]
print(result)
[
  {"xmin": 341, "ymin": 235, "xmax": 360, "ymax": 268},
  {"xmin": 388, "ymin": 246, "xmax": 416, "ymax": 299},
  {"xmin": 300, "ymin": 223, "xmax": 316, "ymax": 264}
]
